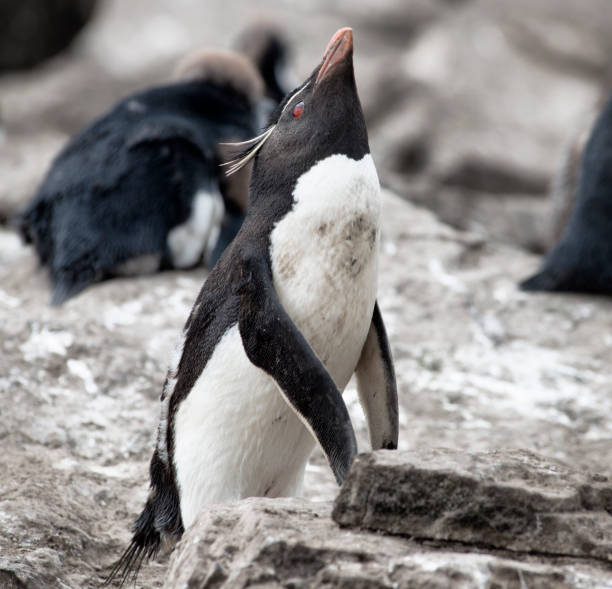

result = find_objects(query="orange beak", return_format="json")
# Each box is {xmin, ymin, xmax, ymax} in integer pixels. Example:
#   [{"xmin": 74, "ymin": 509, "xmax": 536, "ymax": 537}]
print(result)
[{"xmin": 315, "ymin": 28, "xmax": 353, "ymax": 88}]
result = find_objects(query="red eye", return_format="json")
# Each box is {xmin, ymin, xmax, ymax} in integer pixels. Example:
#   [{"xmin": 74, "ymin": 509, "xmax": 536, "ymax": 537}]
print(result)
[{"xmin": 292, "ymin": 101, "xmax": 304, "ymax": 118}]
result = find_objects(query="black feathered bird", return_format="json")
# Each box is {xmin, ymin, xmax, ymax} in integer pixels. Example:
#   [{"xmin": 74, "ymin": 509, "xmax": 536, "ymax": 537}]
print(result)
[
  {"xmin": 13, "ymin": 38, "xmax": 289, "ymax": 305},
  {"xmin": 235, "ymin": 21, "xmax": 292, "ymax": 103},
  {"xmin": 521, "ymin": 90, "xmax": 612, "ymax": 294}
]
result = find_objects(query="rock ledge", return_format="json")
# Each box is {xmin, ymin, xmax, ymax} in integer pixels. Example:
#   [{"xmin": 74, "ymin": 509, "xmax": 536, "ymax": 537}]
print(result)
[{"xmin": 333, "ymin": 448, "xmax": 612, "ymax": 562}]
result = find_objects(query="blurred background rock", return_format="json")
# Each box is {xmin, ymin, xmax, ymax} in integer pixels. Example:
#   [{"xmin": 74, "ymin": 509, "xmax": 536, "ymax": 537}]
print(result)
[{"xmin": 1, "ymin": 0, "xmax": 611, "ymax": 249}]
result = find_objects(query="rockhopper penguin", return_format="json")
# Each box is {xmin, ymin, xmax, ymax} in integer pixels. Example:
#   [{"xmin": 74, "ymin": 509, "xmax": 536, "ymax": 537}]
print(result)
[
  {"xmin": 107, "ymin": 28, "xmax": 398, "ymax": 584},
  {"xmin": 521, "ymin": 89, "xmax": 612, "ymax": 294},
  {"xmin": 12, "ymin": 48, "xmax": 278, "ymax": 305}
]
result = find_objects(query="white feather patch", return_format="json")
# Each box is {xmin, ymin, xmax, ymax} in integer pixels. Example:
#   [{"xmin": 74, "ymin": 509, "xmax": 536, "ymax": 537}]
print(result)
[
  {"xmin": 167, "ymin": 189, "xmax": 224, "ymax": 268},
  {"xmin": 173, "ymin": 325, "xmax": 315, "ymax": 528},
  {"xmin": 157, "ymin": 333, "xmax": 185, "ymax": 465},
  {"xmin": 270, "ymin": 153, "xmax": 381, "ymax": 385}
]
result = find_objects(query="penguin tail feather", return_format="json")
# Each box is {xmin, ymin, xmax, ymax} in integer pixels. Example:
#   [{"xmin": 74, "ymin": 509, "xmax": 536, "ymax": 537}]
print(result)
[
  {"xmin": 519, "ymin": 269, "xmax": 559, "ymax": 292},
  {"xmin": 103, "ymin": 503, "xmax": 162, "ymax": 587},
  {"xmin": 50, "ymin": 280, "xmax": 82, "ymax": 306}
]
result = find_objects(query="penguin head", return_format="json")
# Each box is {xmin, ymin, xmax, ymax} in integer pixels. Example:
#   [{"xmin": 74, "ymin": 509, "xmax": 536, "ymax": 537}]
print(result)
[
  {"xmin": 234, "ymin": 22, "xmax": 292, "ymax": 103},
  {"xmin": 173, "ymin": 49, "xmax": 265, "ymax": 105},
  {"xmin": 226, "ymin": 28, "xmax": 369, "ymax": 207}
]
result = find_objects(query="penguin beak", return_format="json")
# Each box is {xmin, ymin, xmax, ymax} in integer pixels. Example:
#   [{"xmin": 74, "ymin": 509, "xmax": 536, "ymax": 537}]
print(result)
[{"xmin": 314, "ymin": 28, "xmax": 353, "ymax": 90}]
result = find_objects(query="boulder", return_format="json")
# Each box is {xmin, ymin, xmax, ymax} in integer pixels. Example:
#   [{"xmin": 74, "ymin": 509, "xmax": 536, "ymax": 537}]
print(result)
[
  {"xmin": 165, "ymin": 494, "xmax": 612, "ymax": 589},
  {"xmin": 333, "ymin": 449, "xmax": 612, "ymax": 561},
  {"xmin": 363, "ymin": 0, "xmax": 608, "ymax": 251}
]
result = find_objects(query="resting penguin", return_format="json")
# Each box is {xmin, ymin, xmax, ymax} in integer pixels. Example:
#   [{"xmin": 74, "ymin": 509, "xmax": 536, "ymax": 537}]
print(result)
[
  {"xmin": 520, "ymin": 89, "xmax": 612, "ymax": 294},
  {"xmin": 547, "ymin": 75, "xmax": 612, "ymax": 250},
  {"xmin": 234, "ymin": 21, "xmax": 292, "ymax": 103},
  {"xmin": 12, "ymin": 49, "xmax": 272, "ymax": 305},
  {"xmin": 108, "ymin": 27, "xmax": 398, "ymax": 583}
]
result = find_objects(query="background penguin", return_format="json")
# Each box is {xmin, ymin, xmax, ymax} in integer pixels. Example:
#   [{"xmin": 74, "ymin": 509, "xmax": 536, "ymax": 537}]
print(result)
[
  {"xmin": 521, "ymin": 88, "xmax": 612, "ymax": 294},
  {"xmin": 234, "ymin": 21, "xmax": 292, "ymax": 104},
  {"xmin": 546, "ymin": 74, "xmax": 612, "ymax": 251},
  {"xmin": 12, "ymin": 38, "xmax": 289, "ymax": 305},
  {"xmin": 108, "ymin": 27, "xmax": 398, "ymax": 584}
]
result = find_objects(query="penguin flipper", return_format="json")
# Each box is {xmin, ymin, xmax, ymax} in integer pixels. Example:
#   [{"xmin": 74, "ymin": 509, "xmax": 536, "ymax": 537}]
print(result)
[
  {"xmin": 235, "ymin": 250, "xmax": 358, "ymax": 485},
  {"xmin": 354, "ymin": 301, "xmax": 399, "ymax": 451}
]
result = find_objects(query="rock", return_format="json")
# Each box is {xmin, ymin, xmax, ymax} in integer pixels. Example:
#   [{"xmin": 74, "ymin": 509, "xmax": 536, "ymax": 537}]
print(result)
[
  {"xmin": 4, "ymin": 0, "xmax": 610, "ymax": 250},
  {"xmin": 0, "ymin": 0, "xmax": 98, "ymax": 71},
  {"xmin": 363, "ymin": 0, "xmax": 611, "ymax": 251},
  {"xmin": 0, "ymin": 229, "xmax": 197, "ymax": 588},
  {"xmin": 333, "ymin": 449, "xmax": 612, "ymax": 562},
  {"xmin": 165, "ymin": 495, "xmax": 612, "ymax": 588},
  {"xmin": 0, "ymin": 445, "xmax": 165, "ymax": 589},
  {"xmin": 0, "ymin": 131, "xmax": 67, "ymax": 223}
]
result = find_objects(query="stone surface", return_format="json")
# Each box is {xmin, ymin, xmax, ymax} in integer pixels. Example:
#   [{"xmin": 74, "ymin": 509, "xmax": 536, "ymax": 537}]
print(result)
[
  {"xmin": 365, "ymin": 0, "xmax": 609, "ymax": 252},
  {"xmin": 333, "ymin": 449, "xmax": 612, "ymax": 562},
  {"xmin": 0, "ymin": 131, "xmax": 67, "ymax": 223},
  {"xmin": 164, "ymin": 497, "xmax": 612, "ymax": 589},
  {"xmin": 0, "ymin": 445, "xmax": 166, "ymax": 589}
]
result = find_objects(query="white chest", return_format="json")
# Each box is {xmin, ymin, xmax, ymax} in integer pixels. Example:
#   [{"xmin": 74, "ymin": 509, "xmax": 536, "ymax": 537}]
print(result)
[
  {"xmin": 270, "ymin": 153, "xmax": 381, "ymax": 384},
  {"xmin": 167, "ymin": 188, "xmax": 224, "ymax": 268}
]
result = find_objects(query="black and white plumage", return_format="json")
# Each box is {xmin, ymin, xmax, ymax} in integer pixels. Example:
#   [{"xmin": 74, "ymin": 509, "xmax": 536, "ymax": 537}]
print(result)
[
  {"xmin": 107, "ymin": 27, "xmax": 398, "ymax": 585},
  {"xmin": 521, "ymin": 90, "xmax": 612, "ymax": 294},
  {"xmin": 13, "ymin": 50, "xmax": 273, "ymax": 305}
]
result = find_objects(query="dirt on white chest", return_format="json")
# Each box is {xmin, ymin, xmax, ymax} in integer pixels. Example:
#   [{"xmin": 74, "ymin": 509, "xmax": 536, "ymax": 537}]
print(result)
[{"xmin": 270, "ymin": 153, "xmax": 381, "ymax": 381}]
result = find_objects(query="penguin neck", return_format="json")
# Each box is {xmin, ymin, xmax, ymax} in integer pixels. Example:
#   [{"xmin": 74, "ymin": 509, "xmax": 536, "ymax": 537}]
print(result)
[{"xmin": 243, "ymin": 151, "xmax": 379, "ymax": 251}]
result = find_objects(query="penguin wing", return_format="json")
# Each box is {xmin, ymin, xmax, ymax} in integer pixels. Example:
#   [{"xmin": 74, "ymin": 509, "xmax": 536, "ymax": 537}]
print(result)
[
  {"xmin": 235, "ymin": 250, "xmax": 357, "ymax": 485},
  {"xmin": 354, "ymin": 302, "xmax": 399, "ymax": 450},
  {"xmin": 125, "ymin": 115, "xmax": 218, "ymax": 163}
]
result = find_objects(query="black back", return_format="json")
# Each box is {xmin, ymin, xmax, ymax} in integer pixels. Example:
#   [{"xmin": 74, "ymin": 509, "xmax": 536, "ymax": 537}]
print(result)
[{"xmin": 521, "ymin": 91, "xmax": 612, "ymax": 294}]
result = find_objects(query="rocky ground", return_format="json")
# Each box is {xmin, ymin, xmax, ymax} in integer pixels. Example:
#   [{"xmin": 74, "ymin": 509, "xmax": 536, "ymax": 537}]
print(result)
[
  {"xmin": 1, "ymin": 0, "xmax": 612, "ymax": 588},
  {"xmin": 169, "ymin": 450, "xmax": 612, "ymax": 588},
  {"xmin": 1, "ymin": 192, "xmax": 611, "ymax": 587}
]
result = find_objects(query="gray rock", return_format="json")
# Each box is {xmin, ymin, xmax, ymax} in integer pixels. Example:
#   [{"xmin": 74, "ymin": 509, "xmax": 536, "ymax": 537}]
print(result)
[
  {"xmin": 165, "ymin": 496, "xmax": 612, "ymax": 589},
  {"xmin": 0, "ymin": 131, "xmax": 66, "ymax": 223},
  {"xmin": 363, "ymin": 0, "xmax": 611, "ymax": 251},
  {"xmin": 3, "ymin": 0, "xmax": 610, "ymax": 251},
  {"xmin": 333, "ymin": 449, "xmax": 612, "ymax": 562}
]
